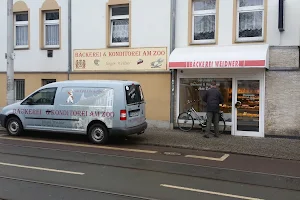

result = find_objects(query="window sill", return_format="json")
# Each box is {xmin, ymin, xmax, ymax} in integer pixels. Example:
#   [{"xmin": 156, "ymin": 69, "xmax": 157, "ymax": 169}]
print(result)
[
  {"xmin": 190, "ymin": 40, "xmax": 216, "ymax": 46},
  {"xmin": 41, "ymin": 46, "xmax": 61, "ymax": 50},
  {"xmin": 107, "ymin": 44, "xmax": 130, "ymax": 48},
  {"xmin": 14, "ymin": 47, "xmax": 29, "ymax": 50},
  {"xmin": 235, "ymin": 37, "xmax": 264, "ymax": 44}
]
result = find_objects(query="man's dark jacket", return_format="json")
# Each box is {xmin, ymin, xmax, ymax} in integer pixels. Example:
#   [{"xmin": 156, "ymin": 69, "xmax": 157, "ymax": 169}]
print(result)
[{"xmin": 202, "ymin": 87, "xmax": 224, "ymax": 112}]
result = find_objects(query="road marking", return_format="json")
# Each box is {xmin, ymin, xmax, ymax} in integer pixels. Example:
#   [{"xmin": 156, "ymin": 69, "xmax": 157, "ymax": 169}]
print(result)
[
  {"xmin": 160, "ymin": 184, "xmax": 264, "ymax": 200},
  {"xmin": 185, "ymin": 153, "xmax": 229, "ymax": 161},
  {"xmin": 0, "ymin": 161, "xmax": 84, "ymax": 175},
  {"xmin": 0, "ymin": 136, "xmax": 157, "ymax": 154}
]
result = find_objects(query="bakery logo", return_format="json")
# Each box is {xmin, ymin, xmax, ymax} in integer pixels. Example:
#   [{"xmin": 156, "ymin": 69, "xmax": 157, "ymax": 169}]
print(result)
[
  {"xmin": 94, "ymin": 59, "xmax": 100, "ymax": 66},
  {"xmin": 137, "ymin": 59, "xmax": 143, "ymax": 65}
]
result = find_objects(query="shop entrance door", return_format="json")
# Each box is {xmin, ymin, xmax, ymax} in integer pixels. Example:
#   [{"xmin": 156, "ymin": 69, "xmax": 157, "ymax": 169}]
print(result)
[{"xmin": 234, "ymin": 79, "xmax": 262, "ymax": 137}]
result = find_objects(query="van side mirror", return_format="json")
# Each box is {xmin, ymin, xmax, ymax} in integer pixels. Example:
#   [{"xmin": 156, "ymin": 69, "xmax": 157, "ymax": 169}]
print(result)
[{"xmin": 27, "ymin": 97, "xmax": 34, "ymax": 105}]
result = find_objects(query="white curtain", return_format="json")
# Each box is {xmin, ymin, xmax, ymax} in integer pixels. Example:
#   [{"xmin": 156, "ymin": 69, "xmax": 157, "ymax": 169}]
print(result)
[
  {"xmin": 16, "ymin": 26, "xmax": 28, "ymax": 46},
  {"xmin": 112, "ymin": 19, "xmax": 129, "ymax": 43},
  {"xmin": 45, "ymin": 24, "xmax": 59, "ymax": 46},
  {"xmin": 194, "ymin": 0, "xmax": 216, "ymax": 11},
  {"xmin": 239, "ymin": 0, "xmax": 263, "ymax": 7},
  {"xmin": 239, "ymin": 11, "xmax": 262, "ymax": 37},
  {"xmin": 194, "ymin": 15, "xmax": 215, "ymax": 40}
]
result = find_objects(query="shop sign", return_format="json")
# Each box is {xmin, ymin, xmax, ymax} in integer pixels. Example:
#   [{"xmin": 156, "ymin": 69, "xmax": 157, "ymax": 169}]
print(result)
[
  {"xmin": 169, "ymin": 60, "xmax": 266, "ymax": 69},
  {"xmin": 73, "ymin": 47, "xmax": 168, "ymax": 71}
]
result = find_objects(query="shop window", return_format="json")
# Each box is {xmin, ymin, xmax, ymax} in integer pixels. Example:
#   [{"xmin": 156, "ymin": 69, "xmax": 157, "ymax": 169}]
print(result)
[
  {"xmin": 179, "ymin": 78, "xmax": 232, "ymax": 122},
  {"xmin": 42, "ymin": 79, "xmax": 56, "ymax": 86},
  {"xmin": 14, "ymin": 79, "xmax": 25, "ymax": 101},
  {"xmin": 14, "ymin": 12, "xmax": 29, "ymax": 49},
  {"xmin": 236, "ymin": 0, "xmax": 264, "ymax": 42},
  {"xmin": 192, "ymin": 0, "xmax": 217, "ymax": 44},
  {"xmin": 109, "ymin": 5, "xmax": 129, "ymax": 47}
]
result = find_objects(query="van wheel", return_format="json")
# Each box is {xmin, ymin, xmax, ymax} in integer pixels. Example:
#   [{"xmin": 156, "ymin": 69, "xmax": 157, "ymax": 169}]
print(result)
[
  {"xmin": 6, "ymin": 117, "xmax": 23, "ymax": 136},
  {"xmin": 88, "ymin": 124, "xmax": 108, "ymax": 144}
]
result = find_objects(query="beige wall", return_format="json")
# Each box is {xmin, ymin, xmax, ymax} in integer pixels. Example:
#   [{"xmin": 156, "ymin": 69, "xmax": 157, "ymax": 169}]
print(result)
[{"xmin": 0, "ymin": 73, "xmax": 171, "ymax": 121}]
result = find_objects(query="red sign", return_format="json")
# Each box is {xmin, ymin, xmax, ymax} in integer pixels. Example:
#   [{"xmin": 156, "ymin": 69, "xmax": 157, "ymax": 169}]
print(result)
[{"xmin": 169, "ymin": 60, "xmax": 266, "ymax": 69}]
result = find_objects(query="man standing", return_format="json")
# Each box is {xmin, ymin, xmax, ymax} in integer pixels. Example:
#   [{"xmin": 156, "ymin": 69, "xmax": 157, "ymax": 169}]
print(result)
[{"xmin": 202, "ymin": 80, "xmax": 224, "ymax": 138}]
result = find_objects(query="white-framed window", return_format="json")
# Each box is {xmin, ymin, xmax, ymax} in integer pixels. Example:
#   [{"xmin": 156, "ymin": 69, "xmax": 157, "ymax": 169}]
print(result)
[
  {"xmin": 14, "ymin": 79, "xmax": 25, "ymax": 101},
  {"xmin": 110, "ymin": 5, "xmax": 129, "ymax": 47},
  {"xmin": 192, "ymin": 0, "xmax": 217, "ymax": 44},
  {"xmin": 44, "ymin": 11, "xmax": 59, "ymax": 48},
  {"xmin": 14, "ymin": 12, "xmax": 29, "ymax": 49},
  {"xmin": 236, "ymin": 0, "xmax": 264, "ymax": 42}
]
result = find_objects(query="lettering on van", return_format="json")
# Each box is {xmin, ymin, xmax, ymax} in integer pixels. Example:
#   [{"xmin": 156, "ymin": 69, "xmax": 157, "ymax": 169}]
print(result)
[
  {"xmin": 13, "ymin": 109, "xmax": 42, "ymax": 115},
  {"xmin": 45, "ymin": 110, "xmax": 115, "ymax": 118}
]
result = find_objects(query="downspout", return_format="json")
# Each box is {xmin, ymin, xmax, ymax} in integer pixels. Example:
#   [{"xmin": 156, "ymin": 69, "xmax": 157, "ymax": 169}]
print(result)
[
  {"xmin": 67, "ymin": 0, "xmax": 72, "ymax": 80},
  {"xmin": 170, "ymin": 0, "xmax": 176, "ymax": 129}
]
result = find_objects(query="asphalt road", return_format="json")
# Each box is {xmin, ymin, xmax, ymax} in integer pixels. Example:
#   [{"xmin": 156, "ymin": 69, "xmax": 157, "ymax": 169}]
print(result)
[{"xmin": 0, "ymin": 131, "xmax": 300, "ymax": 200}]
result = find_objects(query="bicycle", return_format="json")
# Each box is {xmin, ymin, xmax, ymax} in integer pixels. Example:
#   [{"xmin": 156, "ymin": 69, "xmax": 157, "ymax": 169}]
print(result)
[{"xmin": 177, "ymin": 100, "xmax": 226, "ymax": 134}]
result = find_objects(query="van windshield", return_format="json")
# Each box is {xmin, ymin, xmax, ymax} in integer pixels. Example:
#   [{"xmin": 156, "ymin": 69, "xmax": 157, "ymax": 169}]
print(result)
[{"xmin": 125, "ymin": 84, "xmax": 144, "ymax": 105}]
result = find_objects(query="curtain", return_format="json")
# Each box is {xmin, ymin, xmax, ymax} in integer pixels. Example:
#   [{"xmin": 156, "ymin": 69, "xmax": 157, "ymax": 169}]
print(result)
[
  {"xmin": 239, "ymin": 11, "xmax": 263, "ymax": 37},
  {"xmin": 239, "ymin": 0, "xmax": 263, "ymax": 7},
  {"xmin": 16, "ymin": 26, "xmax": 28, "ymax": 46},
  {"xmin": 194, "ymin": 0, "xmax": 216, "ymax": 11},
  {"xmin": 111, "ymin": 19, "xmax": 129, "ymax": 43},
  {"xmin": 194, "ymin": 15, "xmax": 215, "ymax": 40},
  {"xmin": 45, "ymin": 24, "xmax": 59, "ymax": 46}
]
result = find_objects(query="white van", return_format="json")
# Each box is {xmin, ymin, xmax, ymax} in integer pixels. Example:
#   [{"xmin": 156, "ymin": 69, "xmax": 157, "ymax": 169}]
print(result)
[{"xmin": 0, "ymin": 80, "xmax": 147, "ymax": 144}]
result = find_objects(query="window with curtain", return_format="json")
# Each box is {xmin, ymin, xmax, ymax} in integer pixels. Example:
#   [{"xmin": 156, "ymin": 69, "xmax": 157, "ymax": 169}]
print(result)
[
  {"xmin": 15, "ymin": 12, "xmax": 28, "ymax": 48},
  {"xmin": 44, "ymin": 11, "xmax": 59, "ymax": 48},
  {"xmin": 237, "ymin": 0, "xmax": 264, "ymax": 41},
  {"xmin": 192, "ymin": 0, "xmax": 216, "ymax": 44},
  {"xmin": 110, "ymin": 5, "xmax": 129, "ymax": 46}
]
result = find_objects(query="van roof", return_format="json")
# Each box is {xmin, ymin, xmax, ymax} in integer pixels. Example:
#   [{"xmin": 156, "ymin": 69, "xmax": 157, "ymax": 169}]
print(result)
[{"xmin": 42, "ymin": 80, "xmax": 140, "ymax": 88}]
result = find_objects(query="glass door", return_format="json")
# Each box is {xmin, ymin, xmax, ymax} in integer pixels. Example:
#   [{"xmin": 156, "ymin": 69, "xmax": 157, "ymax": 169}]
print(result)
[{"xmin": 235, "ymin": 80, "xmax": 261, "ymax": 137}]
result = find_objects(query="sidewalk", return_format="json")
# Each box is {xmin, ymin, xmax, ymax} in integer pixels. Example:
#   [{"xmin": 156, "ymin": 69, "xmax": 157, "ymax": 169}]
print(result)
[{"xmin": 128, "ymin": 127, "xmax": 300, "ymax": 161}]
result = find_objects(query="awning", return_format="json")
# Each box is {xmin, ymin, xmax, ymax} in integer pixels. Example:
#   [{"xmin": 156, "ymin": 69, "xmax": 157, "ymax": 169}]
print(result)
[{"xmin": 168, "ymin": 44, "xmax": 269, "ymax": 69}]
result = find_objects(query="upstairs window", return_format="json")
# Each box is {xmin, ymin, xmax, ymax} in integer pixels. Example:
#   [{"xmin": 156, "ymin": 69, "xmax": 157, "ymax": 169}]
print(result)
[
  {"xmin": 44, "ymin": 11, "xmax": 59, "ymax": 48},
  {"xmin": 237, "ymin": 0, "xmax": 264, "ymax": 42},
  {"xmin": 14, "ymin": 12, "xmax": 29, "ymax": 48},
  {"xmin": 110, "ymin": 5, "xmax": 129, "ymax": 46},
  {"xmin": 192, "ymin": 0, "xmax": 217, "ymax": 44}
]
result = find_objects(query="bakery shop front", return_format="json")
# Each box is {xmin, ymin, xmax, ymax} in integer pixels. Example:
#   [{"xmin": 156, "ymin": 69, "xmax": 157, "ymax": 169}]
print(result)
[{"xmin": 169, "ymin": 44, "xmax": 269, "ymax": 138}]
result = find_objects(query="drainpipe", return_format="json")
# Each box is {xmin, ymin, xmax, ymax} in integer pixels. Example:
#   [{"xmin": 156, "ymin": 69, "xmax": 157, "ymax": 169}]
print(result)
[
  {"xmin": 67, "ymin": 0, "xmax": 72, "ymax": 80},
  {"xmin": 170, "ymin": 0, "xmax": 176, "ymax": 129}
]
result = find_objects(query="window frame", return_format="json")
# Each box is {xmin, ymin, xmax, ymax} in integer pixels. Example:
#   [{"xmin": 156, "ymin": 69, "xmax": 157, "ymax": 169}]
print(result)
[
  {"xmin": 191, "ymin": 0, "xmax": 217, "ymax": 44},
  {"xmin": 236, "ymin": 0, "xmax": 265, "ymax": 42},
  {"xmin": 44, "ymin": 10, "xmax": 60, "ymax": 49},
  {"xmin": 109, "ymin": 5, "xmax": 130, "ymax": 47},
  {"xmin": 21, "ymin": 87, "xmax": 58, "ymax": 106},
  {"xmin": 14, "ymin": 12, "xmax": 29, "ymax": 49}
]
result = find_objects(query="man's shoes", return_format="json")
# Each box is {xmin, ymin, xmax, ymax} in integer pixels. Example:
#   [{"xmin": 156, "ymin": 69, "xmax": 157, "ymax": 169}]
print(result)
[{"xmin": 203, "ymin": 134, "xmax": 210, "ymax": 138}]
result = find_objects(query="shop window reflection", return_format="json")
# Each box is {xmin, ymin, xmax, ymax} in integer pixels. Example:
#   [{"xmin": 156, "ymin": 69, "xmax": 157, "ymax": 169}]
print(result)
[{"xmin": 179, "ymin": 78, "xmax": 232, "ymax": 122}]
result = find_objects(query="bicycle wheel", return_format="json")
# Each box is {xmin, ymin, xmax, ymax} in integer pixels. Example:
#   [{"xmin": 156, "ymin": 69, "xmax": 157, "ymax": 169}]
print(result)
[{"xmin": 177, "ymin": 112, "xmax": 194, "ymax": 132}]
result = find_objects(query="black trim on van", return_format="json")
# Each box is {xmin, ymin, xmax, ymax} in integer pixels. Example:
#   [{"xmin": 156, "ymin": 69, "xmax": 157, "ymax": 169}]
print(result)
[
  {"xmin": 109, "ymin": 122, "xmax": 147, "ymax": 136},
  {"xmin": 0, "ymin": 114, "xmax": 5, "ymax": 127},
  {"xmin": 25, "ymin": 117, "xmax": 79, "ymax": 121}
]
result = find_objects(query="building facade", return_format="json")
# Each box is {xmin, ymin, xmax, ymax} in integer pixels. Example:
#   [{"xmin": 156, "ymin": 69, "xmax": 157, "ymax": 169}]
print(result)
[
  {"xmin": 1, "ymin": 0, "xmax": 300, "ymax": 137},
  {"xmin": 169, "ymin": 0, "xmax": 300, "ymax": 137},
  {"xmin": 0, "ymin": 0, "xmax": 172, "ymax": 128}
]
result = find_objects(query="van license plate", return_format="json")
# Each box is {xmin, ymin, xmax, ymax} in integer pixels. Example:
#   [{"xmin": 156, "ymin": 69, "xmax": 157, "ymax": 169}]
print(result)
[{"xmin": 129, "ymin": 111, "xmax": 139, "ymax": 117}]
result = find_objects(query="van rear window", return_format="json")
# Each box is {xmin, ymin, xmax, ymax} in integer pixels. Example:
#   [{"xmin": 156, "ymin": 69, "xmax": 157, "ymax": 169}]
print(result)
[{"xmin": 125, "ymin": 84, "xmax": 144, "ymax": 105}]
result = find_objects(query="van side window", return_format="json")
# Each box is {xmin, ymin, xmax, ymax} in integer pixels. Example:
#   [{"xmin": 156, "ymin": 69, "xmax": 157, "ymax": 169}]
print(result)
[
  {"xmin": 22, "ymin": 87, "xmax": 57, "ymax": 105},
  {"xmin": 125, "ymin": 84, "xmax": 144, "ymax": 105}
]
